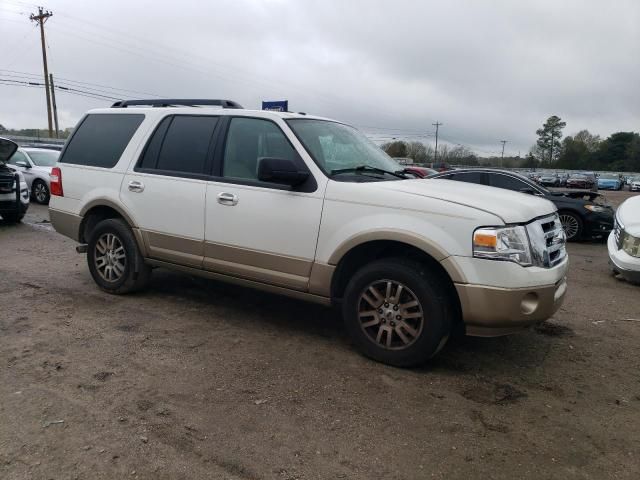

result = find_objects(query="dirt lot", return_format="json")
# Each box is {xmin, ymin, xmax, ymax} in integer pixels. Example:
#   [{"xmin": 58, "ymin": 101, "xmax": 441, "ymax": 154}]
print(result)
[{"xmin": 1, "ymin": 191, "xmax": 639, "ymax": 480}]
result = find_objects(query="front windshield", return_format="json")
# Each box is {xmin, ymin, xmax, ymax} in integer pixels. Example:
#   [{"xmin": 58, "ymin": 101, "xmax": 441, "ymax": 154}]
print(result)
[
  {"xmin": 26, "ymin": 150, "xmax": 59, "ymax": 166},
  {"xmin": 287, "ymin": 119, "xmax": 402, "ymax": 177},
  {"xmin": 600, "ymin": 173, "xmax": 618, "ymax": 179}
]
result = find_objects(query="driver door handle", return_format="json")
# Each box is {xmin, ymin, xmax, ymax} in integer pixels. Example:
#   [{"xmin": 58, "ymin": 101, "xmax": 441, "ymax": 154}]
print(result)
[{"xmin": 217, "ymin": 192, "xmax": 238, "ymax": 206}]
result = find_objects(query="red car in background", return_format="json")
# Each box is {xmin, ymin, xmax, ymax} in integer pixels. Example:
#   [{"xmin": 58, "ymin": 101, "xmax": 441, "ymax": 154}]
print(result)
[
  {"xmin": 567, "ymin": 173, "xmax": 596, "ymax": 190},
  {"xmin": 402, "ymin": 166, "xmax": 439, "ymax": 178}
]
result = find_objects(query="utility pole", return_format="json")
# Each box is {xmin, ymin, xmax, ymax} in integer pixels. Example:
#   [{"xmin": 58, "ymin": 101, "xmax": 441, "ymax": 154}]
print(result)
[
  {"xmin": 49, "ymin": 73, "xmax": 59, "ymax": 138},
  {"xmin": 500, "ymin": 140, "xmax": 507, "ymax": 167},
  {"xmin": 432, "ymin": 122, "xmax": 442, "ymax": 163},
  {"xmin": 30, "ymin": 7, "xmax": 54, "ymax": 138},
  {"xmin": 549, "ymin": 132, "xmax": 554, "ymax": 164}
]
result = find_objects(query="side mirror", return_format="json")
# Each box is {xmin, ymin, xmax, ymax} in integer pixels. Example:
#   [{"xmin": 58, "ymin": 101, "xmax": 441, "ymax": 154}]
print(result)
[
  {"xmin": 15, "ymin": 160, "xmax": 30, "ymax": 168},
  {"xmin": 0, "ymin": 137, "xmax": 18, "ymax": 163},
  {"xmin": 257, "ymin": 157, "xmax": 309, "ymax": 186},
  {"xmin": 520, "ymin": 187, "xmax": 539, "ymax": 195}
]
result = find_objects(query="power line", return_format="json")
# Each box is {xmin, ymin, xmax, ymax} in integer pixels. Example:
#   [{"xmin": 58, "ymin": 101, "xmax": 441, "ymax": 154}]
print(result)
[{"xmin": 0, "ymin": 77, "xmax": 120, "ymax": 101}]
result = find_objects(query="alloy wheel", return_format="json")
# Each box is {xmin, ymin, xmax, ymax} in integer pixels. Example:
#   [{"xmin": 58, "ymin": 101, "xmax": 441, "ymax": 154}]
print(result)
[
  {"xmin": 357, "ymin": 280, "xmax": 424, "ymax": 350},
  {"xmin": 559, "ymin": 214, "xmax": 579, "ymax": 240},
  {"xmin": 94, "ymin": 233, "xmax": 127, "ymax": 282},
  {"xmin": 34, "ymin": 182, "xmax": 48, "ymax": 203}
]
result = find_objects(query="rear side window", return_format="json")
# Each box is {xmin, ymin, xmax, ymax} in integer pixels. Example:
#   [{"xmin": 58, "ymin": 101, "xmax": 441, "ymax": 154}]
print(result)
[
  {"xmin": 138, "ymin": 115, "xmax": 218, "ymax": 175},
  {"xmin": 489, "ymin": 173, "xmax": 529, "ymax": 191},
  {"xmin": 60, "ymin": 114, "xmax": 144, "ymax": 168}
]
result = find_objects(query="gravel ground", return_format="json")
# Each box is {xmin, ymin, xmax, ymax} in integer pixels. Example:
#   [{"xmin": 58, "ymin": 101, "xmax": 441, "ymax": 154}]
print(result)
[{"xmin": 1, "ymin": 191, "xmax": 639, "ymax": 480}]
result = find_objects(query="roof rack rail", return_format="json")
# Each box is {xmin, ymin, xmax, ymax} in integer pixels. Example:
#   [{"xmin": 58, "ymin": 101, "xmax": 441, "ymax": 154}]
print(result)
[{"xmin": 111, "ymin": 99, "xmax": 244, "ymax": 109}]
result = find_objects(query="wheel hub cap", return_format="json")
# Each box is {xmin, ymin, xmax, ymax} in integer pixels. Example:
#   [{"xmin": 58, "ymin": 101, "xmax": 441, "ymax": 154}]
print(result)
[
  {"xmin": 358, "ymin": 280, "xmax": 424, "ymax": 351},
  {"xmin": 94, "ymin": 233, "xmax": 126, "ymax": 282}
]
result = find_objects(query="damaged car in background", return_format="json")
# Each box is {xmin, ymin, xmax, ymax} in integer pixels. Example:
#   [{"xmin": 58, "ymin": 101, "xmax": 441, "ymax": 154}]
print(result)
[
  {"xmin": 428, "ymin": 168, "xmax": 615, "ymax": 241},
  {"xmin": 0, "ymin": 137, "xmax": 30, "ymax": 224}
]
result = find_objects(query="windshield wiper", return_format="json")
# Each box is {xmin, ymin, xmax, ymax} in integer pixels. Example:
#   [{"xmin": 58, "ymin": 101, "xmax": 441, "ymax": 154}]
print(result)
[{"xmin": 330, "ymin": 165, "xmax": 408, "ymax": 179}]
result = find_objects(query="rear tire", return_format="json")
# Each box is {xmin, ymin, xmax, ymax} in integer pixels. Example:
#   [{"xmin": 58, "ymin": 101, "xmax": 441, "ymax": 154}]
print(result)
[
  {"xmin": 341, "ymin": 257, "xmax": 454, "ymax": 367},
  {"xmin": 87, "ymin": 218, "xmax": 151, "ymax": 294}
]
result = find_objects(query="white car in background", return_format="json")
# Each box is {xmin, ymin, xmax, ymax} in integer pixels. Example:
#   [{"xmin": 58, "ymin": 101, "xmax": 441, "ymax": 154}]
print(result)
[
  {"xmin": 629, "ymin": 177, "xmax": 640, "ymax": 192},
  {"xmin": 8, "ymin": 147, "xmax": 60, "ymax": 204},
  {"xmin": 609, "ymin": 195, "xmax": 640, "ymax": 284}
]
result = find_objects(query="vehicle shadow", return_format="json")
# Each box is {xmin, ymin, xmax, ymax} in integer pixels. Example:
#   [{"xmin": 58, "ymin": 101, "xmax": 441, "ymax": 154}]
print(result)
[{"xmin": 141, "ymin": 268, "xmax": 563, "ymax": 375}]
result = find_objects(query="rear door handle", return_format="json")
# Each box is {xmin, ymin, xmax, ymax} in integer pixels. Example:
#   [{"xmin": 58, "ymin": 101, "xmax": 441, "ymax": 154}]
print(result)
[
  {"xmin": 217, "ymin": 192, "xmax": 238, "ymax": 206},
  {"xmin": 128, "ymin": 180, "xmax": 144, "ymax": 193}
]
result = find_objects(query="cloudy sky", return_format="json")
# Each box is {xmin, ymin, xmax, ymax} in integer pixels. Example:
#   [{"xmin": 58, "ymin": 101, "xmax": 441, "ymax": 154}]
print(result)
[{"xmin": 1, "ymin": 0, "xmax": 638, "ymax": 155}]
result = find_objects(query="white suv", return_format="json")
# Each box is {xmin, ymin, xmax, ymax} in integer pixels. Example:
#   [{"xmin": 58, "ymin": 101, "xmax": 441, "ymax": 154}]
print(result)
[{"xmin": 49, "ymin": 99, "xmax": 568, "ymax": 366}]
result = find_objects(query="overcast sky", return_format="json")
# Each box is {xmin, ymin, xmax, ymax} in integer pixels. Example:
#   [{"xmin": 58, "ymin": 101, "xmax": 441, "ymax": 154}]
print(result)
[{"xmin": 1, "ymin": 0, "xmax": 638, "ymax": 155}]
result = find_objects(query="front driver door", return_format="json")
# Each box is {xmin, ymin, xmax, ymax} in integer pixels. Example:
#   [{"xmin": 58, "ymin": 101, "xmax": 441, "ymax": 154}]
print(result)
[{"xmin": 204, "ymin": 117, "xmax": 324, "ymax": 291}]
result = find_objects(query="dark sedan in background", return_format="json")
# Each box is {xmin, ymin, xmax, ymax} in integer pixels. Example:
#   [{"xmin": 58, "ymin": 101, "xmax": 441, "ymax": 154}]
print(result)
[
  {"xmin": 567, "ymin": 173, "xmax": 596, "ymax": 190},
  {"xmin": 429, "ymin": 168, "xmax": 615, "ymax": 241}
]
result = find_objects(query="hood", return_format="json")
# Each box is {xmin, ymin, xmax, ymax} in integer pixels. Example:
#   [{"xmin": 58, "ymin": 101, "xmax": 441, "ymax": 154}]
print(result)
[
  {"xmin": 375, "ymin": 179, "xmax": 557, "ymax": 223},
  {"xmin": 598, "ymin": 178, "xmax": 619, "ymax": 184},
  {"xmin": 617, "ymin": 196, "xmax": 640, "ymax": 236}
]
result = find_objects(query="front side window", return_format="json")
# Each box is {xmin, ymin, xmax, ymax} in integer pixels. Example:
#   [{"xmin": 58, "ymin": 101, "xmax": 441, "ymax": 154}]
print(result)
[
  {"xmin": 287, "ymin": 119, "xmax": 402, "ymax": 179},
  {"xmin": 60, "ymin": 114, "xmax": 144, "ymax": 168},
  {"xmin": 223, "ymin": 117, "xmax": 297, "ymax": 181}
]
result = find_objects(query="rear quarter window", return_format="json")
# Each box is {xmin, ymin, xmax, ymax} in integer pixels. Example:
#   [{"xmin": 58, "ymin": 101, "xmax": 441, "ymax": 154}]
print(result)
[{"xmin": 60, "ymin": 114, "xmax": 144, "ymax": 168}]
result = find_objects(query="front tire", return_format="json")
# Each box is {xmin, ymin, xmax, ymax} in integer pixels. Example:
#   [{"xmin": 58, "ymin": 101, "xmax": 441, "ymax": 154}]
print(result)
[
  {"xmin": 342, "ymin": 258, "xmax": 454, "ymax": 367},
  {"xmin": 559, "ymin": 211, "xmax": 583, "ymax": 242},
  {"xmin": 87, "ymin": 218, "xmax": 151, "ymax": 294},
  {"xmin": 32, "ymin": 180, "xmax": 50, "ymax": 204}
]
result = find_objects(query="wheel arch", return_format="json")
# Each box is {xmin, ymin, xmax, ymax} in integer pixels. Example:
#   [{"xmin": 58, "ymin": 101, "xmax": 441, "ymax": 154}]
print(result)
[
  {"xmin": 329, "ymin": 239, "xmax": 463, "ymax": 327},
  {"xmin": 79, "ymin": 200, "xmax": 146, "ymax": 256}
]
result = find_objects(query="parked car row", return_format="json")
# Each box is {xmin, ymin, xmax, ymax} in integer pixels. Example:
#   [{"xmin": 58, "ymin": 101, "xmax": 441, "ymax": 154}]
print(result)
[{"xmin": 428, "ymin": 168, "xmax": 615, "ymax": 241}]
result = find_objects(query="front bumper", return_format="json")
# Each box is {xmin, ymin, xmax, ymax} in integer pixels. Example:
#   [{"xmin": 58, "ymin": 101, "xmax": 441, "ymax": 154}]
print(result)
[
  {"xmin": 583, "ymin": 210, "xmax": 614, "ymax": 238},
  {"xmin": 608, "ymin": 232, "xmax": 640, "ymax": 284},
  {"xmin": 457, "ymin": 278, "xmax": 567, "ymax": 336}
]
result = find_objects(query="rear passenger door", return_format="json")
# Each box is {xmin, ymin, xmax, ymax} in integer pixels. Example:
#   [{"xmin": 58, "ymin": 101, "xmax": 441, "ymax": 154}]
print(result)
[
  {"xmin": 203, "ymin": 117, "xmax": 323, "ymax": 291},
  {"xmin": 120, "ymin": 115, "xmax": 220, "ymax": 268}
]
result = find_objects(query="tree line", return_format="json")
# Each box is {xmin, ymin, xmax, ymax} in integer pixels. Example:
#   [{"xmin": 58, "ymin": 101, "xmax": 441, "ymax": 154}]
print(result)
[{"xmin": 381, "ymin": 116, "xmax": 640, "ymax": 172}]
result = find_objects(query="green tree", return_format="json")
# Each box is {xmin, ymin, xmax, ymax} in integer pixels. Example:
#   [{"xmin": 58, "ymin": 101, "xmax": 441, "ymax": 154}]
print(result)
[
  {"xmin": 594, "ymin": 132, "xmax": 640, "ymax": 171},
  {"xmin": 536, "ymin": 115, "xmax": 566, "ymax": 163},
  {"xmin": 557, "ymin": 136, "xmax": 590, "ymax": 170}
]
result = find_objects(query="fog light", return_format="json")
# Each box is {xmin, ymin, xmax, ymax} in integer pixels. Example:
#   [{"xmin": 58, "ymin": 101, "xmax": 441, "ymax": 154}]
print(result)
[{"xmin": 521, "ymin": 293, "xmax": 539, "ymax": 315}]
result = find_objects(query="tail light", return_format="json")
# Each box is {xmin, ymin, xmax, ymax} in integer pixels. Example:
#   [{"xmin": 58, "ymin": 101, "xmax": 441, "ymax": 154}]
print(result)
[{"xmin": 50, "ymin": 167, "xmax": 63, "ymax": 196}]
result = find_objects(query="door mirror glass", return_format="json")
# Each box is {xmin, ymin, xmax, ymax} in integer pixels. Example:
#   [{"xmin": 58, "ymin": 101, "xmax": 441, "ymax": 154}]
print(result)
[
  {"xmin": 0, "ymin": 138, "xmax": 18, "ymax": 164},
  {"xmin": 257, "ymin": 157, "xmax": 309, "ymax": 186}
]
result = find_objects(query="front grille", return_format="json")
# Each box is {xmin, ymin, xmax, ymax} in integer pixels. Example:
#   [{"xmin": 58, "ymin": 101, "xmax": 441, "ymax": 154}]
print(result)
[
  {"xmin": 614, "ymin": 218, "xmax": 624, "ymax": 250},
  {"xmin": 0, "ymin": 179, "xmax": 14, "ymax": 193},
  {"xmin": 526, "ymin": 214, "xmax": 567, "ymax": 268}
]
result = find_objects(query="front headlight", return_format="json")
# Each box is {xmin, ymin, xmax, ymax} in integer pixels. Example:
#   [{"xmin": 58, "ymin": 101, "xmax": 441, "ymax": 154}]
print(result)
[
  {"xmin": 621, "ymin": 232, "xmax": 640, "ymax": 257},
  {"xmin": 584, "ymin": 204, "xmax": 607, "ymax": 213},
  {"xmin": 473, "ymin": 226, "xmax": 532, "ymax": 266}
]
